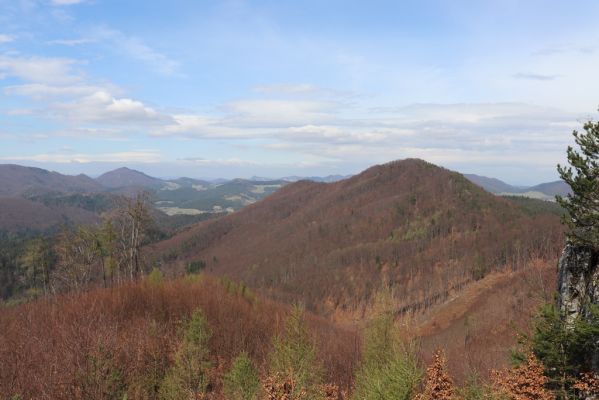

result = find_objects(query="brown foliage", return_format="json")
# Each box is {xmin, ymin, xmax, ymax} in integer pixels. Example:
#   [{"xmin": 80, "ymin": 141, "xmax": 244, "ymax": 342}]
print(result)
[
  {"xmin": 151, "ymin": 159, "xmax": 564, "ymax": 317},
  {"xmin": 262, "ymin": 373, "xmax": 308, "ymax": 400},
  {"xmin": 573, "ymin": 372, "xmax": 599, "ymax": 399},
  {"xmin": 0, "ymin": 276, "xmax": 359, "ymax": 399},
  {"xmin": 417, "ymin": 349, "xmax": 455, "ymax": 400},
  {"xmin": 261, "ymin": 374, "xmax": 345, "ymax": 400},
  {"xmin": 491, "ymin": 354, "xmax": 555, "ymax": 400}
]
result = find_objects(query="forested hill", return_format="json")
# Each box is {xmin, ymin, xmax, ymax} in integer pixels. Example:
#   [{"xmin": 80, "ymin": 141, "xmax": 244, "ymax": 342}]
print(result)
[
  {"xmin": 0, "ymin": 164, "xmax": 102, "ymax": 197},
  {"xmin": 151, "ymin": 158, "xmax": 564, "ymax": 314}
]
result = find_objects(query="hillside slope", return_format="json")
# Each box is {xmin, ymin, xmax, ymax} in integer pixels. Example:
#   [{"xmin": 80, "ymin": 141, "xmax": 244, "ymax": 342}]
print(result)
[
  {"xmin": 0, "ymin": 197, "xmax": 100, "ymax": 232},
  {"xmin": 0, "ymin": 164, "xmax": 102, "ymax": 197},
  {"xmin": 152, "ymin": 159, "xmax": 564, "ymax": 315},
  {"xmin": 0, "ymin": 276, "xmax": 358, "ymax": 398}
]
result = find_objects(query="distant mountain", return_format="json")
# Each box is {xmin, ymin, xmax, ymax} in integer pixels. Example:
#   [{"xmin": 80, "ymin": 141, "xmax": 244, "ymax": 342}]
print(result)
[
  {"xmin": 280, "ymin": 174, "xmax": 351, "ymax": 183},
  {"xmin": 154, "ymin": 178, "xmax": 287, "ymax": 215},
  {"xmin": 463, "ymin": 174, "xmax": 519, "ymax": 194},
  {"xmin": 528, "ymin": 180, "xmax": 571, "ymax": 197},
  {"xmin": 0, "ymin": 196, "xmax": 99, "ymax": 233},
  {"xmin": 464, "ymin": 173, "xmax": 571, "ymax": 200},
  {"xmin": 96, "ymin": 167, "xmax": 164, "ymax": 189},
  {"xmin": 151, "ymin": 158, "xmax": 564, "ymax": 314},
  {"xmin": 0, "ymin": 164, "xmax": 102, "ymax": 197}
]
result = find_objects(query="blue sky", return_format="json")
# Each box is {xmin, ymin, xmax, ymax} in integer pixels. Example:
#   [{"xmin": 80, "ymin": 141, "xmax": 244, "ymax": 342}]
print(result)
[{"xmin": 1, "ymin": 0, "xmax": 598, "ymax": 183}]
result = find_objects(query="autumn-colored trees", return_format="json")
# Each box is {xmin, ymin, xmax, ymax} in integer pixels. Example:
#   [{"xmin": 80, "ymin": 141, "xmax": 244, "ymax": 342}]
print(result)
[
  {"xmin": 417, "ymin": 350, "xmax": 455, "ymax": 400},
  {"xmin": 491, "ymin": 354, "xmax": 555, "ymax": 400},
  {"xmin": 49, "ymin": 192, "xmax": 155, "ymax": 293}
]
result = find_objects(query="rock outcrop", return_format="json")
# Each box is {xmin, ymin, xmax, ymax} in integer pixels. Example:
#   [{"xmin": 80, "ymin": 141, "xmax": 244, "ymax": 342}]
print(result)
[{"xmin": 557, "ymin": 243, "xmax": 599, "ymax": 373}]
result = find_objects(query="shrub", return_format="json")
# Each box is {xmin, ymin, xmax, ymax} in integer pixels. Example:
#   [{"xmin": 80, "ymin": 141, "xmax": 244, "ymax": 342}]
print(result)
[
  {"xmin": 491, "ymin": 353, "xmax": 554, "ymax": 400},
  {"xmin": 159, "ymin": 309, "xmax": 212, "ymax": 400},
  {"xmin": 268, "ymin": 304, "xmax": 323, "ymax": 399},
  {"xmin": 185, "ymin": 260, "xmax": 206, "ymax": 275},
  {"xmin": 416, "ymin": 349, "xmax": 455, "ymax": 400},
  {"xmin": 147, "ymin": 267, "xmax": 164, "ymax": 285},
  {"xmin": 224, "ymin": 352, "xmax": 260, "ymax": 400},
  {"xmin": 352, "ymin": 311, "xmax": 421, "ymax": 400}
]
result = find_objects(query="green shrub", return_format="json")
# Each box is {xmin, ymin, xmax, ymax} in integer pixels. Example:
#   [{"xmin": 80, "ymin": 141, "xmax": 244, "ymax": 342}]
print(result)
[
  {"xmin": 268, "ymin": 304, "xmax": 322, "ymax": 399},
  {"xmin": 159, "ymin": 309, "xmax": 212, "ymax": 400},
  {"xmin": 185, "ymin": 260, "xmax": 206, "ymax": 274},
  {"xmin": 147, "ymin": 267, "xmax": 164, "ymax": 285},
  {"xmin": 224, "ymin": 352, "xmax": 260, "ymax": 400},
  {"xmin": 352, "ymin": 312, "xmax": 421, "ymax": 400}
]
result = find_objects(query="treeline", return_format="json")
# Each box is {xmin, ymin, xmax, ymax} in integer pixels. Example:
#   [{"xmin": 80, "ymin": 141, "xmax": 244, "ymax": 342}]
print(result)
[{"xmin": 0, "ymin": 193, "xmax": 159, "ymax": 300}]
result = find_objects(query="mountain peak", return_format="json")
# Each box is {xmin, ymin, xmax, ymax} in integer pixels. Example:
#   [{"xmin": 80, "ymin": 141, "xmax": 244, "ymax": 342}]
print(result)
[{"xmin": 96, "ymin": 167, "xmax": 163, "ymax": 189}]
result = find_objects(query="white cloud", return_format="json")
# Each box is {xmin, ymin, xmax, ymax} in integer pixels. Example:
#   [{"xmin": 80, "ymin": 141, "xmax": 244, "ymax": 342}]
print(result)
[
  {"xmin": 0, "ymin": 55, "xmax": 80, "ymax": 84},
  {"xmin": 53, "ymin": 90, "xmax": 169, "ymax": 124},
  {"xmin": 512, "ymin": 72, "xmax": 559, "ymax": 81},
  {"xmin": 0, "ymin": 34, "xmax": 14, "ymax": 43},
  {"xmin": 51, "ymin": 0, "xmax": 85, "ymax": 5},
  {"xmin": 92, "ymin": 27, "xmax": 180, "ymax": 75},
  {"xmin": 0, "ymin": 150, "xmax": 163, "ymax": 164},
  {"xmin": 178, "ymin": 157, "xmax": 258, "ymax": 167},
  {"xmin": 4, "ymin": 83, "xmax": 109, "ymax": 100},
  {"xmin": 253, "ymin": 83, "xmax": 320, "ymax": 95},
  {"xmin": 47, "ymin": 38, "xmax": 95, "ymax": 46},
  {"xmin": 223, "ymin": 99, "xmax": 339, "ymax": 127}
]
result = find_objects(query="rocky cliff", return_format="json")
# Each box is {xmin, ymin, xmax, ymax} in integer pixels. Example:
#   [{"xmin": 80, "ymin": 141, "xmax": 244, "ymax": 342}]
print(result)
[{"xmin": 557, "ymin": 243, "xmax": 599, "ymax": 373}]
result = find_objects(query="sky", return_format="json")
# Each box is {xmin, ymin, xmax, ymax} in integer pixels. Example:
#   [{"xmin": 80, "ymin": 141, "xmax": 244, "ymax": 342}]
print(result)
[{"xmin": 1, "ymin": 0, "xmax": 598, "ymax": 184}]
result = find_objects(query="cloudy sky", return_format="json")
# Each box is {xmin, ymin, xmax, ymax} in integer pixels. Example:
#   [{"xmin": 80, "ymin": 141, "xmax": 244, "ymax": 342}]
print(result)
[{"xmin": 0, "ymin": 0, "xmax": 598, "ymax": 183}]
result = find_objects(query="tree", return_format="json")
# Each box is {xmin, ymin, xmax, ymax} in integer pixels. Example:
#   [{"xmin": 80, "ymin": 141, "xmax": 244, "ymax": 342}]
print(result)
[
  {"xmin": 531, "ymin": 303, "xmax": 599, "ymax": 399},
  {"xmin": 19, "ymin": 236, "xmax": 54, "ymax": 295},
  {"xmin": 159, "ymin": 309, "xmax": 213, "ymax": 400},
  {"xmin": 98, "ymin": 218, "xmax": 119, "ymax": 286},
  {"xmin": 491, "ymin": 353, "xmax": 555, "ymax": 400},
  {"xmin": 224, "ymin": 352, "xmax": 260, "ymax": 400},
  {"xmin": 556, "ymin": 116, "xmax": 599, "ymax": 249},
  {"xmin": 352, "ymin": 311, "xmax": 421, "ymax": 400},
  {"xmin": 51, "ymin": 226, "xmax": 101, "ymax": 292},
  {"xmin": 268, "ymin": 305, "xmax": 322, "ymax": 400},
  {"xmin": 116, "ymin": 193, "xmax": 153, "ymax": 281},
  {"xmin": 416, "ymin": 350, "xmax": 455, "ymax": 400}
]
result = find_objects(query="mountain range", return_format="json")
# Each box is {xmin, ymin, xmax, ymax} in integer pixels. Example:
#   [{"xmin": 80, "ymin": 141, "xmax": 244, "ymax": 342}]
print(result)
[
  {"xmin": 0, "ymin": 163, "xmax": 569, "ymax": 235},
  {"xmin": 464, "ymin": 173, "xmax": 571, "ymax": 200},
  {"xmin": 0, "ymin": 158, "xmax": 568, "ymax": 380}
]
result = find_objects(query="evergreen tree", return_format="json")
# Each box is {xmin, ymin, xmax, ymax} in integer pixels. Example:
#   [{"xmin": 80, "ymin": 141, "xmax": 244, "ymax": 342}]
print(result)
[
  {"xmin": 224, "ymin": 352, "xmax": 260, "ymax": 400},
  {"xmin": 268, "ymin": 304, "xmax": 322, "ymax": 400},
  {"xmin": 159, "ymin": 309, "xmax": 212, "ymax": 400},
  {"xmin": 532, "ymin": 304, "xmax": 599, "ymax": 399},
  {"xmin": 19, "ymin": 236, "xmax": 53, "ymax": 295},
  {"xmin": 352, "ymin": 311, "xmax": 421, "ymax": 400},
  {"xmin": 556, "ymin": 115, "xmax": 599, "ymax": 249}
]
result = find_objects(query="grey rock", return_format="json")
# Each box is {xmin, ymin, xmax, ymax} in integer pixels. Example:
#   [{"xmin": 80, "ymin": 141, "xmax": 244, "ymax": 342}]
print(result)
[{"xmin": 557, "ymin": 243, "xmax": 599, "ymax": 374}]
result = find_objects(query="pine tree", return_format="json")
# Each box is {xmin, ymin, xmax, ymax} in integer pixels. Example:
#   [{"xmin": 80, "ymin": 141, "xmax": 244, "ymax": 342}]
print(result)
[
  {"xmin": 352, "ymin": 311, "xmax": 421, "ymax": 400},
  {"xmin": 532, "ymin": 303, "xmax": 599, "ymax": 399},
  {"xmin": 268, "ymin": 305, "xmax": 322, "ymax": 400},
  {"xmin": 556, "ymin": 115, "xmax": 599, "ymax": 249},
  {"xmin": 224, "ymin": 352, "xmax": 260, "ymax": 400},
  {"xmin": 159, "ymin": 309, "xmax": 212, "ymax": 400}
]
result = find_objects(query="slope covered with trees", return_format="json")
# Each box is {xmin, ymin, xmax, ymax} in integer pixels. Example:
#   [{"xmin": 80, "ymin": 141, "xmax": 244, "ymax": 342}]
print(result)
[{"xmin": 151, "ymin": 159, "xmax": 564, "ymax": 316}]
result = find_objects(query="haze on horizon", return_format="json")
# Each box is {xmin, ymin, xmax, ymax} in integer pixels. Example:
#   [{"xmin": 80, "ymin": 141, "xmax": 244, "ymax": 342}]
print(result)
[{"xmin": 1, "ymin": 0, "xmax": 598, "ymax": 185}]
